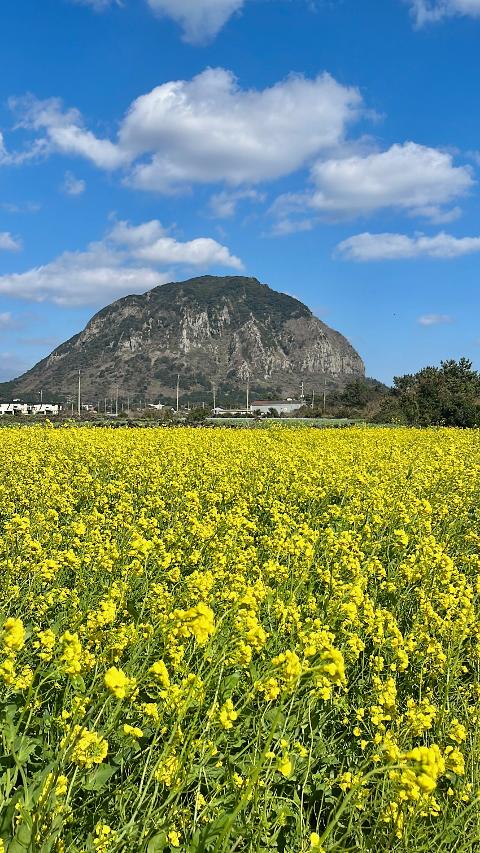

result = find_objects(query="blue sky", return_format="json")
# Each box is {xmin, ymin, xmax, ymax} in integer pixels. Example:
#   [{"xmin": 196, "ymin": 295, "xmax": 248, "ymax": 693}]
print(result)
[{"xmin": 1, "ymin": 0, "xmax": 480, "ymax": 384}]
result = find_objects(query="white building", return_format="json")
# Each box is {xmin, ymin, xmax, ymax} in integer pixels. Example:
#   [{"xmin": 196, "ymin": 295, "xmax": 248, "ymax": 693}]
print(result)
[
  {"xmin": 30, "ymin": 403, "xmax": 61, "ymax": 415},
  {"xmin": 0, "ymin": 401, "xmax": 29, "ymax": 415},
  {"xmin": 251, "ymin": 400, "xmax": 303, "ymax": 415},
  {"xmin": 0, "ymin": 400, "xmax": 60, "ymax": 416}
]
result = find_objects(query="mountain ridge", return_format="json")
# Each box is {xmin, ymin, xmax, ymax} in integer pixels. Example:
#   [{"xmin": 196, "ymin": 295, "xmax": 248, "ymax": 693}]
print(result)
[{"xmin": 0, "ymin": 275, "xmax": 365, "ymax": 403}]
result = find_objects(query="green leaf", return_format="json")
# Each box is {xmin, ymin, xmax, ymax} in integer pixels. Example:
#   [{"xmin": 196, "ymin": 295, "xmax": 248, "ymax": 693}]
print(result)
[
  {"xmin": 0, "ymin": 789, "xmax": 23, "ymax": 835},
  {"xmin": 8, "ymin": 820, "xmax": 32, "ymax": 852},
  {"xmin": 147, "ymin": 831, "xmax": 167, "ymax": 852},
  {"xmin": 83, "ymin": 763, "xmax": 117, "ymax": 792}
]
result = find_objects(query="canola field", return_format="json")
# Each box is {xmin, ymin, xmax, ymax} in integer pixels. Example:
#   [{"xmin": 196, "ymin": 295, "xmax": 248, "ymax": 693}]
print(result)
[{"xmin": 1, "ymin": 425, "xmax": 480, "ymax": 852}]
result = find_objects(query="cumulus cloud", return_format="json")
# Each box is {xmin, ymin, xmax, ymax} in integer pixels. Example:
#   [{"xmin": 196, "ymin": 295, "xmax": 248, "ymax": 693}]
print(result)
[
  {"xmin": 108, "ymin": 219, "xmax": 243, "ymax": 268},
  {"xmin": 10, "ymin": 95, "xmax": 128, "ymax": 170},
  {"xmin": 8, "ymin": 70, "xmax": 362, "ymax": 192},
  {"xmin": 0, "ymin": 232, "xmax": 22, "ymax": 252},
  {"xmin": 408, "ymin": 0, "xmax": 480, "ymax": 26},
  {"xmin": 418, "ymin": 313, "xmax": 453, "ymax": 325},
  {"xmin": 274, "ymin": 143, "xmax": 473, "ymax": 223},
  {"xmin": 0, "ymin": 244, "xmax": 161, "ymax": 307},
  {"xmin": 208, "ymin": 189, "xmax": 265, "ymax": 218},
  {"xmin": 336, "ymin": 231, "xmax": 480, "ymax": 261},
  {"xmin": 62, "ymin": 171, "xmax": 86, "ymax": 196},
  {"xmin": 69, "ymin": 0, "xmax": 244, "ymax": 41},
  {"xmin": 122, "ymin": 70, "xmax": 362, "ymax": 190},
  {"xmin": 0, "ymin": 219, "xmax": 243, "ymax": 306},
  {"xmin": 147, "ymin": 0, "xmax": 246, "ymax": 43}
]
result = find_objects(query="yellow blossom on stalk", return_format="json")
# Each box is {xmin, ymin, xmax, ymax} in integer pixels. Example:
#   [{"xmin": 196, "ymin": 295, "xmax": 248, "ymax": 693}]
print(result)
[
  {"xmin": 272, "ymin": 650, "xmax": 303, "ymax": 691},
  {"xmin": 66, "ymin": 725, "xmax": 108, "ymax": 769},
  {"xmin": 104, "ymin": 666, "xmax": 135, "ymax": 699},
  {"xmin": 0, "ymin": 657, "xmax": 16, "ymax": 686},
  {"xmin": 3, "ymin": 423, "xmax": 480, "ymax": 849},
  {"xmin": 276, "ymin": 753, "xmax": 293, "ymax": 778},
  {"xmin": 310, "ymin": 832, "xmax": 325, "ymax": 851},
  {"xmin": 123, "ymin": 723, "xmax": 143, "ymax": 739},
  {"xmin": 2, "ymin": 617, "xmax": 25, "ymax": 651},
  {"xmin": 444, "ymin": 746, "xmax": 465, "ymax": 776},
  {"xmin": 218, "ymin": 698, "xmax": 238, "ymax": 729},
  {"xmin": 55, "ymin": 775, "xmax": 69, "ymax": 797},
  {"xmin": 33, "ymin": 627, "xmax": 56, "ymax": 661},
  {"xmin": 184, "ymin": 602, "xmax": 215, "ymax": 645},
  {"xmin": 448, "ymin": 718, "xmax": 467, "ymax": 744},
  {"xmin": 155, "ymin": 753, "xmax": 180, "ymax": 787},
  {"xmin": 149, "ymin": 660, "xmax": 170, "ymax": 687},
  {"xmin": 59, "ymin": 631, "xmax": 94, "ymax": 676},
  {"xmin": 93, "ymin": 823, "xmax": 116, "ymax": 852},
  {"xmin": 142, "ymin": 702, "xmax": 159, "ymax": 722},
  {"xmin": 167, "ymin": 829, "xmax": 181, "ymax": 847}
]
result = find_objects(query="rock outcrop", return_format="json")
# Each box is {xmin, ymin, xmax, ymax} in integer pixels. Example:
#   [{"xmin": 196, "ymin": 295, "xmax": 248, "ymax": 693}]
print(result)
[{"xmin": 1, "ymin": 275, "xmax": 365, "ymax": 403}]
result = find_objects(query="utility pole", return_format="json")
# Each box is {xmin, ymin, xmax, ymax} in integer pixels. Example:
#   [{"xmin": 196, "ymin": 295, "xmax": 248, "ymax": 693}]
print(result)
[
  {"xmin": 127, "ymin": 396, "xmax": 130, "ymax": 415},
  {"xmin": 212, "ymin": 383, "xmax": 216, "ymax": 411},
  {"xmin": 115, "ymin": 385, "xmax": 119, "ymax": 417},
  {"xmin": 301, "ymin": 381, "xmax": 305, "ymax": 402},
  {"xmin": 40, "ymin": 389, "xmax": 43, "ymax": 406},
  {"xmin": 176, "ymin": 374, "xmax": 180, "ymax": 413},
  {"xmin": 311, "ymin": 389, "xmax": 315, "ymax": 410},
  {"xmin": 323, "ymin": 378, "xmax": 327, "ymax": 414},
  {"xmin": 104, "ymin": 397, "xmax": 107, "ymax": 414},
  {"xmin": 246, "ymin": 373, "xmax": 250, "ymax": 412},
  {"xmin": 78, "ymin": 370, "xmax": 81, "ymax": 416}
]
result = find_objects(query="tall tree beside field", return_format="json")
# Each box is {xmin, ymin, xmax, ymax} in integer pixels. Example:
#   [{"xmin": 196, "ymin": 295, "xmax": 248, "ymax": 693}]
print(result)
[{"xmin": 392, "ymin": 358, "xmax": 480, "ymax": 427}]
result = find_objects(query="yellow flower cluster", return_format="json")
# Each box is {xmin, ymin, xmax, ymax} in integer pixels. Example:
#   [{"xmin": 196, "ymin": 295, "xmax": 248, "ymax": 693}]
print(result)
[{"xmin": 0, "ymin": 424, "xmax": 479, "ymax": 851}]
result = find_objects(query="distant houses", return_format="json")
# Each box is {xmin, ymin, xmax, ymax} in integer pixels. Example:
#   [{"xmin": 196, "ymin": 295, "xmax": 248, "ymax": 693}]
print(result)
[
  {"xmin": 250, "ymin": 400, "xmax": 302, "ymax": 415},
  {"xmin": 0, "ymin": 400, "xmax": 60, "ymax": 416}
]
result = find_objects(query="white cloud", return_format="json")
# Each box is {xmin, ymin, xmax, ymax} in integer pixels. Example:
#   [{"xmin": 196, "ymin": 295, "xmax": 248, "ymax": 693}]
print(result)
[
  {"xmin": 0, "ymin": 219, "xmax": 243, "ymax": 306},
  {"xmin": 0, "ymin": 232, "xmax": 22, "ymax": 252},
  {"xmin": 122, "ymin": 70, "xmax": 362, "ymax": 190},
  {"xmin": 0, "ymin": 312, "xmax": 14, "ymax": 328},
  {"xmin": 69, "ymin": 0, "xmax": 244, "ymax": 41},
  {"xmin": 208, "ymin": 188, "xmax": 265, "ymax": 218},
  {"xmin": 0, "ymin": 129, "xmax": 47, "ymax": 166},
  {"xmin": 10, "ymin": 96, "xmax": 128, "ymax": 170},
  {"xmin": 336, "ymin": 231, "xmax": 480, "ymax": 261},
  {"xmin": 108, "ymin": 219, "xmax": 243, "ymax": 268},
  {"xmin": 9, "ymin": 70, "xmax": 362, "ymax": 192},
  {"xmin": 62, "ymin": 171, "xmax": 86, "ymax": 196},
  {"xmin": 71, "ymin": 0, "xmax": 122, "ymax": 10},
  {"xmin": 274, "ymin": 143, "xmax": 473, "ymax": 222},
  {"xmin": 269, "ymin": 217, "xmax": 317, "ymax": 236},
  {"xmin": 408, "ymin": 0, "xmax": 480, "ymax": 26},
  {"xmin": 0, "ymin": 244, "xmax": 161, "ymax": 307},
  {"xmin": 147, "ymin": 0, "xmax": 246, "ymax": 43},
  {"xmin": 418, "ymin": 313, "xmax": 453, "ymax": 325}
]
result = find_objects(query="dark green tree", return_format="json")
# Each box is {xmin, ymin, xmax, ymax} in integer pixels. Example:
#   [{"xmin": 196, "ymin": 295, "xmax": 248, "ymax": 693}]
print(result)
[{"xmin": 392, "ymin": 358, "xmax": 480, "ymax": 427}]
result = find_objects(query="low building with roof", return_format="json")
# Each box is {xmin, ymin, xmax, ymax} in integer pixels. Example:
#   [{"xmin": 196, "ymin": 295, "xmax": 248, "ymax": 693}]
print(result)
[{"xmin": 251, "ymin": 400, "xmax": 302, "ymax": 415}]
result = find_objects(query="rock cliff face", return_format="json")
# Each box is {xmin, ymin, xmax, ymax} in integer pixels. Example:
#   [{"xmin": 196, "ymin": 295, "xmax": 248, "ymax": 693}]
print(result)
[{"xmin": 2, "ymin": 276, "xmax": 365, "ymax": 402}]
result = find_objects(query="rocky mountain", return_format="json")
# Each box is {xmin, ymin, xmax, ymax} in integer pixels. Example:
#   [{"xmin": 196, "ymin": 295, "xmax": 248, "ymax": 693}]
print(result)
[{"xmin": 1, "ymin": 276, "xmax": 365, "ymax": 404}]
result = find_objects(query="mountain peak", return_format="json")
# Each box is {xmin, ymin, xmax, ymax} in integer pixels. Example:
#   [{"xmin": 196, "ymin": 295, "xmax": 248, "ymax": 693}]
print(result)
[{"xmin": 1, "ymin": 275, "xmax": 364, "ymax": 404}]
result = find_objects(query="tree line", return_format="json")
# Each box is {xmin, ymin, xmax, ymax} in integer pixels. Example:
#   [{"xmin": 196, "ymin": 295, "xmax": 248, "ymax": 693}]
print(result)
[{"xmin": 299, "ymin": 358, "xmax": 480, "ymax": 427}]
